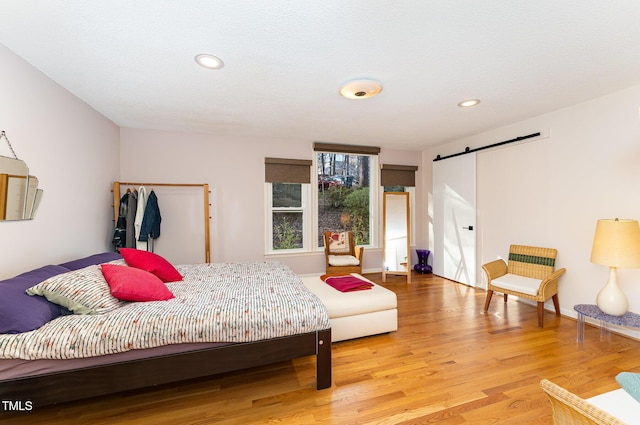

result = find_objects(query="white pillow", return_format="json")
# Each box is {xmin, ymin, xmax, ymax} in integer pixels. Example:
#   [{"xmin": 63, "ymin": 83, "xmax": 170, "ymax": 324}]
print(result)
[{"xmin": 27, "ymin": 263, "xmax": 127, "ymax": 314}]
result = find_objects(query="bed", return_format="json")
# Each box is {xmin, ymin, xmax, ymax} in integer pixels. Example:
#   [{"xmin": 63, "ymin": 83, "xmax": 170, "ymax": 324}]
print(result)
[{"xmin": 0, "ymin": 251, "xmax": 332, "ymax": 408}]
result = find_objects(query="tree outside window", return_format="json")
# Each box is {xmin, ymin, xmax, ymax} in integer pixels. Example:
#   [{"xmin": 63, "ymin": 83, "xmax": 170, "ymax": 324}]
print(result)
[
  {"xmin": 317, "ymin": 152, "xmax": 375, "ymax": 246},
  {"xmin": 270, "ymin": 183, "xmax": 305, "ymax": 250}
]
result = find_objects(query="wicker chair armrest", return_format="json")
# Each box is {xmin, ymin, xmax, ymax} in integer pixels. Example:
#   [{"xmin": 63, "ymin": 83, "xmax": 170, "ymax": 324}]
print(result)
[
  {"xmin": 539, "ymin": 267, "xmax": 566, "ymax": 290},
  {"xmin": 354, "ymin": 245, "xmax": 364, "ymax": 261},
  {"xmin": 548, "ymin": 267, "xmax": 566, "ymax": 280},
  {"xmin": 482, "ymin": 259, "xmax": 507, "ymax": 282},
  {"xmin": 540, "ymin": 379, "xmax": 627, "ymax": 425},
  {"xmin": 536, "ymin": 267, "xmax": 565, "ymax": 297}
]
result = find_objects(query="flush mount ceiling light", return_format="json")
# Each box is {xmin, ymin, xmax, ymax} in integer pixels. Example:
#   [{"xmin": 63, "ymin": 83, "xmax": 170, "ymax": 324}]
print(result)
[
  {"xmin": 458, "ymin": 98, "xmax": 481, "ymax": 108},
  {"xmin": 194, "ymin": 53, "xmax": 224, "ymax": 70},
  {"xmin": 339, "ymin": 79, "xmax": 383, "ymax": 99}
]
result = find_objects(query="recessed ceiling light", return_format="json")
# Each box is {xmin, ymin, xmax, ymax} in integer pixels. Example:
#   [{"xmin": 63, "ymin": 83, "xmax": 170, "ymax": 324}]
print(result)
[
  {"xmin": 458, "ymin": 99, "xmax": 481, "ymax": 108},
  {"xmin": 339, "ymin": 79, "xmax": 383, "ymax": 99},
  {"xmin": 195, "ymin": 54, "xmax": 224, "ymax": 70}
]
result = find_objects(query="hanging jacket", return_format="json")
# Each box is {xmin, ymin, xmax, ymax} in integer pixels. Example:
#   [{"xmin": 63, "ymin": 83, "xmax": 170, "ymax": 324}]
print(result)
[
  {"xmin": 125, "ymin": 190, "xmax": 138, "ymax": 248},
  {"xmin": 139, "ymin": 190, "xmax": 161, "ymax": 242},
  {"xmin": 112, "ymin": 192, "xmax": 129, "ymax": 249},
  {"xmin": 134, "ymin": 186, "xmax": 148, "ymax": 250}
]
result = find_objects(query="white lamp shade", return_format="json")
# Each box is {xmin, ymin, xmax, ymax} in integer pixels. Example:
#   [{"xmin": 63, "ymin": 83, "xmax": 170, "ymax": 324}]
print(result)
[
  {"xmin": 590, "ymin": 219, "xmax": 640, "ymax": 268},
  {"xmin": 591, "ymin": 218, "xmax": 640, "ymax": 315}
]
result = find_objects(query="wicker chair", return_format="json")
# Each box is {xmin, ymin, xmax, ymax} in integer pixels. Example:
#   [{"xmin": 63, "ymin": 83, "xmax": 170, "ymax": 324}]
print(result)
[
  {"xmin": 482, "ymin": 244, "xmax": 566, "ymax": 328},
  {"xmin": 540, "ymin": 379, "xmax": 627, "ymax": 425},
  {"xmin": 323, "ymin": 231, "xmax": 363, "ymax": 275}
]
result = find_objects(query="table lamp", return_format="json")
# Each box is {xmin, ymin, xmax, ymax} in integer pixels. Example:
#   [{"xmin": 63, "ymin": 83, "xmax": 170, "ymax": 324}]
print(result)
[{"xmin": 590, "ymin": 218, "xmax": 640, "ymax": 316}]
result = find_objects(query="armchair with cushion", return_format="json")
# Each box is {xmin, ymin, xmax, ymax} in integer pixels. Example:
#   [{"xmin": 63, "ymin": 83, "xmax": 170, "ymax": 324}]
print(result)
[
  {"xmin": 323, "ymin": 231, "xmax": 363, "ymax": 275},
  {"xmin": 482, "ymin": 244, "xmax": 566, "ymax": 328}
]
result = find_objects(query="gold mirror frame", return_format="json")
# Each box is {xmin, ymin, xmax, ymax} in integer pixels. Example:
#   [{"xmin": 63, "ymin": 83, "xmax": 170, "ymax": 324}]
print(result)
[{"xmin": 0, "ymin": 155, "xmax": 42, "ymax": 221}]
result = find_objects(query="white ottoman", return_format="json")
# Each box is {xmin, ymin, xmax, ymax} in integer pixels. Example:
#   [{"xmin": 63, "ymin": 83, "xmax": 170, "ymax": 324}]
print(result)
[{"xmin": 300, "ymin": 274, "xmax": 398, "ymax": 342}]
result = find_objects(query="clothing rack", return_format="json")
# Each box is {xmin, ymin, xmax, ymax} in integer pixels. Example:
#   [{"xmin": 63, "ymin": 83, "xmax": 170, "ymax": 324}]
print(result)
[{"xmin": 112, "ymin": 181, "xmax": 211, "ymax": 263}]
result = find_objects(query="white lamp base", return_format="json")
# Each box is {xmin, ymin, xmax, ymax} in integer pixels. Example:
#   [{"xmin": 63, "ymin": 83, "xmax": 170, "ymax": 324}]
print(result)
[{"xmin": 596, "ymin": 267, "xmax": 628, "ymax": 316}]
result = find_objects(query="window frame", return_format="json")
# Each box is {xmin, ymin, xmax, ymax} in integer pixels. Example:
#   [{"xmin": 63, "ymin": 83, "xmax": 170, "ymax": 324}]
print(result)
[
  {"xmin": 313, "ymin": 152, "xmax": 379, "ymax": 250},
  {"xmin": 265, "ymin": 150, "xmax": 381, "ymax": 256},
  {"xmin": 265, "ymin": 182, "xmax": 310, "ymax": 254}
]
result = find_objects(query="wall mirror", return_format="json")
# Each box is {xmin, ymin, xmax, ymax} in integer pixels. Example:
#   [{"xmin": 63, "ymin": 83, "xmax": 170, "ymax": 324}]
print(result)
[
  {"xmin": 382, "ymin": 191, "xmax": 411, "ymax": 283},
  {"xmin": 0, "ymin": 155, "xmax": 42, "ymax": 221}
]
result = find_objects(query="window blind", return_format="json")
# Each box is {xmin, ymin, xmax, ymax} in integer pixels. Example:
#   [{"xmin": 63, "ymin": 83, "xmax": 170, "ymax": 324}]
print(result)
[
  {"xmin": 380, "ymin": 164, "xmax": 418, "ymax": 187},
  {"xmin": 313, "ymin": 142, "xmax": 380, "ymax": 155},
  {"xmin": 264, "ymin": 157, "xmax": 312, "ymax": 184}
]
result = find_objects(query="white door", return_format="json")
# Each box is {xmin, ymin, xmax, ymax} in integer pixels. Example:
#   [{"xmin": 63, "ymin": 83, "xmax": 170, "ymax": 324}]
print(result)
[{"xmin": 433, "ymin": 153, "xmax": 477, "ymax": 286}]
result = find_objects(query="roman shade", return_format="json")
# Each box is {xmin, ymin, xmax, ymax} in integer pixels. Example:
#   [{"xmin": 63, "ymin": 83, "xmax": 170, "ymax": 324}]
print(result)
[
  {"xmin": 264, "ymin": 158, "xmax": 312, "ymax": 184},
  {"xmin": 313, "ymin": 142, "xmax": 380, "ymax": 155},
  {"xmin": 380, "ymin": 164, "xmax": 418, "ymax": 187}
]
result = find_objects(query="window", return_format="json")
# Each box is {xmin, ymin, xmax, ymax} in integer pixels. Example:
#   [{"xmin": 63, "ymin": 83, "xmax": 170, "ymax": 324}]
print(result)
[
  {"xmin": 264, "ymin": 158, "xmax": 311, "ymax": 253},
  {"xmin": 264, "ymin": 147, "xmax": 380, "ymax": 255},
  {"xmin": 315, "ymin": 151, "xmax": 378, "ymax": 247},
  {"xmin": 267, "ymin": 183, "xmax": 308, "ymax": 251}
]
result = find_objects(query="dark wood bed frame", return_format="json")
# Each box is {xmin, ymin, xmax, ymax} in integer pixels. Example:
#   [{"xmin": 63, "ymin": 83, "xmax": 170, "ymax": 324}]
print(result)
[{"xmin": 0, "ymin": 329, "xmax": 331, "ymax": 408}]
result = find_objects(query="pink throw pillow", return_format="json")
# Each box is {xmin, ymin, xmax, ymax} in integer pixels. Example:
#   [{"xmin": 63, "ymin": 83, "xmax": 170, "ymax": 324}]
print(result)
[
  {"xmin": 101, "ymin": 264, "xmax": 175, "ymax": 302},
  {"xmin": 119, "ymin": 248, "xmax": 183, "ymax": 282}
]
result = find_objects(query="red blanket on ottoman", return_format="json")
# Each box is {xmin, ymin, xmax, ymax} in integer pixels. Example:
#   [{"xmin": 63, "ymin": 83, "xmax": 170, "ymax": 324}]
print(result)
[{"xmin": 320, "ymin": 274, "xmax": 373, "ymax": 292}]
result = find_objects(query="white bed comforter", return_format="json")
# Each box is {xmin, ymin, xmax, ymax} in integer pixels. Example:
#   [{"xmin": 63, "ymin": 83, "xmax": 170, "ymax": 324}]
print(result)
[{"xmin": 0, "ymin": 262, "xmax": 330, "ymax": 360}]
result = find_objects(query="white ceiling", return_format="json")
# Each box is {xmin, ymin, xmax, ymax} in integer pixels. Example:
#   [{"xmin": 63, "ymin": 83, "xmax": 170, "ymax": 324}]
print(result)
[{"xmin": 1, "ymin": 1, "xmax": 640, "ymax": 150}]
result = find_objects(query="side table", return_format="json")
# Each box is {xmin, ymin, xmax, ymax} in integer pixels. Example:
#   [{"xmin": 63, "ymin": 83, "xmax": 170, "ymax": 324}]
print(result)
[{"xmin": 574, "ymin": 304, "xmax": 640, "ymax": 343}]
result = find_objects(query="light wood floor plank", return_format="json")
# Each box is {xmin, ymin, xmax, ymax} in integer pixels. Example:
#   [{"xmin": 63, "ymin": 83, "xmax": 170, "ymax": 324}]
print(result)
[{"xmin": 2, "ymin": 272, "xmax": 639, "ymax": 424}]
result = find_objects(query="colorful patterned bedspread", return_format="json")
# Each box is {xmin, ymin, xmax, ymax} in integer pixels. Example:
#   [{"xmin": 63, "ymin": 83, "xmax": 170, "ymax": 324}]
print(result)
[{"xmin": 0, "ymin": 262, "xmax": 331, "ymax": 360}]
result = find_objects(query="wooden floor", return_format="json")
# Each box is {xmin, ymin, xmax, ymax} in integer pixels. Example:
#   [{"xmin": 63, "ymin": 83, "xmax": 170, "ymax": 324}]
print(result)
[{"xmin": 3, "ymin": 272, "xmax": 639, "ymax": 424}]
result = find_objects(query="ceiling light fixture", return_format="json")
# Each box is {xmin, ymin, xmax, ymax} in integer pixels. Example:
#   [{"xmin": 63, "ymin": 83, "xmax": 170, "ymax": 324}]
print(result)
[
  {"xmin": 194, "ymin": 54, "xmax": 224, "ymax": 70},
  {"xmin": 339, "ymin": 79, "xmax": 383, "ymax": 99},
  {"xmin": 458, "ymin": 99, "xmax": 481, "ymax": 108}
]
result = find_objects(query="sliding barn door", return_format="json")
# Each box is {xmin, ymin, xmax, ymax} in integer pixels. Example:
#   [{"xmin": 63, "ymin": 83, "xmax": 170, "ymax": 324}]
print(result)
[{"xmin": 432, "ymin": 153, "xmax": 477, "ymax": 286}]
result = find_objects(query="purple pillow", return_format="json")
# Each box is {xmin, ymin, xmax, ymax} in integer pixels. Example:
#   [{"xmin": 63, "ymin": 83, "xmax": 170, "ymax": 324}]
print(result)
[
  {"xmin": 58, "ymin": 252, "xmax": 122, "ymax": 271},
  {"xmin": 0, "ymin": 264, "xmax": 70, "ymax": 334}
]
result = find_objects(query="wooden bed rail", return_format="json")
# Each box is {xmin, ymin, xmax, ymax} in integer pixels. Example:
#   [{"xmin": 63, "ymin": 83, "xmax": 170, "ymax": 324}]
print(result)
[{"xmin": 0, "ymin": 329, "xmax": 332, "ymax": 408}]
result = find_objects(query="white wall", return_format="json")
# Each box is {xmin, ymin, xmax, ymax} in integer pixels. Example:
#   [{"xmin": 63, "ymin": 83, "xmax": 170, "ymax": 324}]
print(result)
[
  {"xmin": 0, "ymin": 44, "xmax": 120, "ymax": 279},
  {"xmin": 423, "ymin": 84, "xmax": 640, "ymax": 337},
  {"xmin": 119, "ymin": 128, "xmax": 422, "ymax": 274}
]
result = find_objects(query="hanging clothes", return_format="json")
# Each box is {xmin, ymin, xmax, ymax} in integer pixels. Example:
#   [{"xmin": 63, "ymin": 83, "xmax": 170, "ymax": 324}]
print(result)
[
  {"xmin": 112, "ymin": 192, "xmax": 129, "ymax": 250},
  {"xmin": 139, "ymin": 190, "xmax": 161, "ymax": 252},
  {"xmin": 134, "ymin": 186, "xmax": 148, "ymax": 250},
  {"xmin": 125, "ymin": 189, "xmax": 138, "ymax": 248}
]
